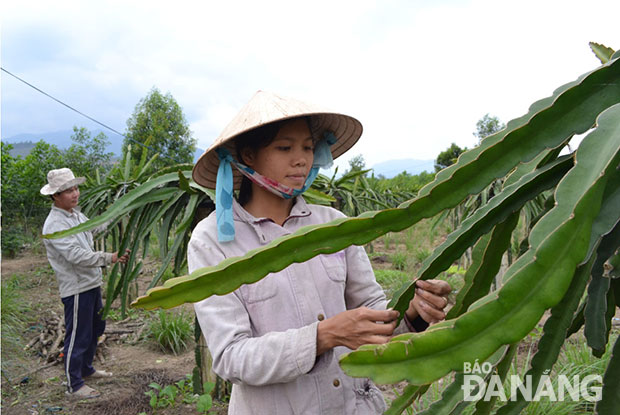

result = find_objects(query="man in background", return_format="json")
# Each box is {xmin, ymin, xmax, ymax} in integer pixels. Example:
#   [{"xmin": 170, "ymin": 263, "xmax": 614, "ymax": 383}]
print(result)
[{"xmin": 41, "ymin": 168, "xmax": 129, "ymax": 399}]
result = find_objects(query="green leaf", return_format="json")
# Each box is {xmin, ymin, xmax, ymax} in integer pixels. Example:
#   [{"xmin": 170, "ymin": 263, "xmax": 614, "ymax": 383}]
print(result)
[
  {"xmin": 415, "ymin": 346, "xmax": 509, "ymax": 415},
  {"xmin": 159, "ymin": 199, "xmax": 185, "ymax": 258},
  {"xmin": 384, "ymin": 384, "xmax": 426, "ymax": 415},
  {"xmin": 102, "ymin": 207, "xmax": 145, "ymax": 317},
  {"xmin": 338, "ymin": 104, "xmax": 620, "ymax": 385},
  {"xmin": 596, "ymin": 334, "xmax": 620, "ymax": 414},
  {"xmin": 585, "ymin": 222, "xmax": 620, "ymax": 356},
  {"xmin": 122, "ymin": 146, "xmax": 133, "ymax": 181},
  {"xmin": 473, "ymin": 344, "xmax": 517, "ymax": 415},
  {"xmin": 202, "ymin": 381, "xmax": 215, "ymax": 394},
  {"xmin": 609, "ymin": 254, "xmax": 620, "ymax": 279},
  {"xmin": 177, "ymin": 169, "xmax": 196, "ymax": 194},
  {"xmin": 43, "ymin": 171, "xmax": 192, "ymax": 239},
  {"xmin": 446, "ymin": 211, "xmax": 519, "ymax": 320},
  {"xmin": 132, "ymin": 59, "xmax": 620, "ymax": 311},
  {"xmin": 390, "ymin": 156, "xmax": 571, "ymax": 319},
  {"xmin": 148, "ymin": 193, "xmax": 199, "ymax": 288},
  {"xmin": 189, "ymin": 181, "xmax": 215, "ymax": 201},
  {"xmin": 148, "ymin": 382, "xmax": 162, "ymax": 391},
  {"xmin": 495, "ymin": 254, "xmax": 595, "ymax": 415},
  {"xmin": 136, "ymin": 153, "xmax": 160, "ymax": 181},
  {"xmin": 302, "ymin": 187, "xmax": 337, "ymax": 205},
  {"xmin": 196, "ymin": 393, "xmax": 213, "ymax": 413},
  {"xmin": 590, "ymin": 41, "xmax": 616, "ymax": 64},
  {"xmin": 565, "ymin": 299, "xmax": 585, "ymax": 338},
  {"xmin": 161, "ymin": 384, "xmax": 177, "ymax": 400},
  {"xmin": 584, "ymin": 166, "xmax": 620, "ymax": 262},
  {"xmin": 119, "ymin": 261, "xmax": 143, "ymax": 317},
  {"xmin": 147, "ymin": 392, "xmax": 157, "ymax": 408}
]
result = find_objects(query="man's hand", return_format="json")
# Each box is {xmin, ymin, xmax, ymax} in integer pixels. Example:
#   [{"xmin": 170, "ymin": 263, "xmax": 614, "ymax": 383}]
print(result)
[
  {"xmin": 317, "ymin": 307, "xmax": 399, "ymax": 355},
  {"xmin": 406, "ymin": 279, "xmax": 451, "ymax": 324},
  {"xmin": 112, "ymin": 249, "xmax": 131, "ymax": 264}
]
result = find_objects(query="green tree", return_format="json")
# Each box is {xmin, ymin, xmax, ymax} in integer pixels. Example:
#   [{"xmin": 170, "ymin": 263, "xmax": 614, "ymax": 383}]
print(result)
[
  {"xmin": 474, "ymin": 113, "xmax": 506, "ymax": 142},
  {"xmin": 347, "ymin": 154, "xmax": 366, "ymax": 173},
  {"xmin": 123, "ymin": 88, "xmax": 196, "ymax": 171},
  {"xmin": 1, "ymin": 142, "xmax": 15, "ymax": 197},
  {"xmin": 370, "ymin": 170, "xmax": 435, "ymax": 193},
  {"xmin": 64, "ymin": 126, "xmax": 114, "ymax": 177},
  {"xmin": 1, "ymin": 141, "xmax": 66, "ymax": 238},
  {"xmin": 1, "ymin": 126, "xmax": 114, "ymax": 256},
  {"xmin": 434, "ymin": 142, "xmax": 465, "ymax": 172}
]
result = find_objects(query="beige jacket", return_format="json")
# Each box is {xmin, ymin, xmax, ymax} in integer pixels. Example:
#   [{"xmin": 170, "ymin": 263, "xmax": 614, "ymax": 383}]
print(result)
[
  {"xmin": 42, "ymin": 205, "xmax": 113, "ymax": 298},
  {"xmin": 190, "ymin": 197, "xmax": 410, "ymax": 414}
]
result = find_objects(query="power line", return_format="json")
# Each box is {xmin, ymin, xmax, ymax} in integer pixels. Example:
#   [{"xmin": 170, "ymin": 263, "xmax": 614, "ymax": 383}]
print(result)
[{"xmin": 1, "ymin": 66, "xmax": 160, "ymax": 156}]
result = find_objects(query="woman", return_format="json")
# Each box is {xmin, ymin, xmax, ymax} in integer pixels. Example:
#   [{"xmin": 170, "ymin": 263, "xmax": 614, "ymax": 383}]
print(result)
[{"xmin": 189, "ymin": 91, "xmax": 451, "ymax": 414}]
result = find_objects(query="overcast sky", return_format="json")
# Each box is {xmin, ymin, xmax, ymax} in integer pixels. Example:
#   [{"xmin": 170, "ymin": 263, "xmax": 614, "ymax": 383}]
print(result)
[{"xmin": 2, "ymin": 0, "xmax": 618, "ymax": 171}]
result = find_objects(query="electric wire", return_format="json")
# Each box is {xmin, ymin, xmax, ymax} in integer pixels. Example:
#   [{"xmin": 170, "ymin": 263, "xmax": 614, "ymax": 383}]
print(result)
[{"xmin": 1, "ymin": 66, "xmax": 166, "ymax": 158}]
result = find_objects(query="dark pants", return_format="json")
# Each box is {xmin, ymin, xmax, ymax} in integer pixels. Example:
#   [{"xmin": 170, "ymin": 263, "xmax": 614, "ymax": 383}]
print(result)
[{"xmin": 61, "ymin": 286, "xmax": 106, "ymax": 392}]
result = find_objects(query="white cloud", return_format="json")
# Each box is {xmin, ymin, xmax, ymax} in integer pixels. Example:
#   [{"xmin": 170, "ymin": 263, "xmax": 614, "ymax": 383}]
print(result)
[{"xmin": 2, "ymin": 0, "xmax": 619, "ymax": 168}]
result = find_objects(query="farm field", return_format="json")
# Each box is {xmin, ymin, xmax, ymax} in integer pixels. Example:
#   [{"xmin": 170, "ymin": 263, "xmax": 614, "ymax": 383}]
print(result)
[{"xmin": 2, "ymin": 219, "xmax": 617, "ymax": 414}]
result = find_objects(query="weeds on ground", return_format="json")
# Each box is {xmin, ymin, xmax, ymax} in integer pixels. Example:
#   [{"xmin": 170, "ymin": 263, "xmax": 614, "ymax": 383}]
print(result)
[
  {"xmin": 506, "ymin": 333, "xmax": 616, "ymax": 415},
  {"xmin": 383, "ymin": 233, "xmax": 395, "ymax": 251},
  {"xmin": 147, "ymin": 309, "xmax": 194, "ymax": 355},
  {"xmin": 412, "ymin": 246, "xmax": 432, "ymax": 264},
  {"xmin": 107, "ymin": 307, "xmax": 141, "ymax": 321},
  {"xmin": 141, "ymin": 374, "xmax": 215, "ymax": 414},
  {"xmin": 1, "ymin": 276, "xmax": 35, "ymax": 382},
  {"xmin": 367, "ymin": 251, "xmax": 389, "ymax": 261},
  {"xmin": 1, "ymin": 228, "xmax": 27, "ymax": 258},
  {"xmin": 374, "ymin": 269, "xmax": 410, "ymax": 299},
  {"xmin": 1, "ymin": 222, "xmax": 48, "ymax": 258},
  {"xmin": 391, "ymin": 252, "xmax": 408, "ymax": 271}
]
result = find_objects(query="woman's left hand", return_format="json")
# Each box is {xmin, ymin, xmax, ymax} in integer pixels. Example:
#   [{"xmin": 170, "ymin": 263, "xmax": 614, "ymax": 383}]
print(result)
[{"xmin": 406, "ymin": 279, "xmax": 452, "ymax": 324}]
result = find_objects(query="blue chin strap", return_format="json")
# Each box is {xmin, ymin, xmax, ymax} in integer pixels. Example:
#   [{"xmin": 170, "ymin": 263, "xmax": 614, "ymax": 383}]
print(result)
[
  {"xmin": 215, "ymin": 149, "xmax": 236, "ymax": 242},
  {"xmin": 215, "ymin": 132, "xmax": 337, "ymax": 242}
]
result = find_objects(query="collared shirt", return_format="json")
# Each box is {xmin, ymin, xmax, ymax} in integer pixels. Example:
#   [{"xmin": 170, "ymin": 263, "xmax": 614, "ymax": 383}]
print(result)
[
  {"xmin": 190, "ymin": 197, "xmax": 410, "ymax": 415},
  {"xmin": 42, "ymin": 205, "xmax": 113, "ymax": 298}
]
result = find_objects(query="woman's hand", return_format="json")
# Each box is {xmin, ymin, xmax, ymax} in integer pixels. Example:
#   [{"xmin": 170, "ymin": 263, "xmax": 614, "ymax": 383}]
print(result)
[
  {"xmin": 317, "ymin": 307, "xmax": 399, "ymax": 355},
  {"xmin": 406, "ymin": 279, "xmax": 451, "ymax": 325}
]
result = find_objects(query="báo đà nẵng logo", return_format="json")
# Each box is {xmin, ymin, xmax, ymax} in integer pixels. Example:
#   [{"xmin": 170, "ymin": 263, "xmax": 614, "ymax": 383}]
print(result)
[{"xmin": 461, "ymin": 360, "xmax": 602, "ymax": 402}]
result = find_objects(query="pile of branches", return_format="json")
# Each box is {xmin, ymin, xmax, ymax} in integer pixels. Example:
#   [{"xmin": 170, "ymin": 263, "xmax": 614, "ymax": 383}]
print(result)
[
  {"xmin": 24, "ymin": 313, "xmax": 147, "ymax": 366},
  {"xmin": 24, "ymin": 312, "xmax": 65, "ymax": 364}
]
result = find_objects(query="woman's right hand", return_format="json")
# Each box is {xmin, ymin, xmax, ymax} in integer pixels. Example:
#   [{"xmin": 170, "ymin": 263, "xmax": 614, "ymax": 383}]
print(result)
[{"xmin": 316, "ymin": 307, "xmax": 399, "ymax": 355}]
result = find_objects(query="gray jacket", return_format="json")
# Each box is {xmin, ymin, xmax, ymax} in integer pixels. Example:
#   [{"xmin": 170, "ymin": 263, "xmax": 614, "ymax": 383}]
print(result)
[
  {"xmin": 190, "ymin": 197, "xmax": 411, "ymax": 414},
  {"xmin": 42, "ymin": 205, "xmax": 113, "ymax": 298}
]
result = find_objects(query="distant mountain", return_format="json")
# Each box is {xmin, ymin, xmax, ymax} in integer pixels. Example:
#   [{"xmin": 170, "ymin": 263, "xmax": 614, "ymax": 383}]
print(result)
[
  {"xmin": 193, "ymin": 148, "xmax": 205, "ymax": 162},
  {"xmin": 2, "ymin": 130, "xmax": 205, "ymax": 162},
  {"xmin": 371, "ymin": 158, "xmax": 435, "ymax": 178},
  {"xmin": 4, "ymin": 141, "xmax": 37, "ymax": 158},
  {"xmin": 3, "ymin": 129, "xmax": 123, "ymax": 155},
  {"xmin": 3, "ymin": 131, "xmax": 430, "ymax": 174}
]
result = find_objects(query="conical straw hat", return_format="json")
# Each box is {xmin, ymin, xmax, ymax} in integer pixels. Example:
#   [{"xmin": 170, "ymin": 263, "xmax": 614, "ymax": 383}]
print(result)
[{"xmin": 193, "ymin": 90, "xmax": 363, "ymax": 189}]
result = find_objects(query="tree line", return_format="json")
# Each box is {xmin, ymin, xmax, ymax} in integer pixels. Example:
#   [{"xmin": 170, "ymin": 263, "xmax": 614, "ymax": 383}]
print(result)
[
  {"xmin": 1, "ymin": 83, "xmax": 503, "ymax": 257},
  {"xmin": 1, "ymin": 88, "xmax": 196, "ymax": 256}
]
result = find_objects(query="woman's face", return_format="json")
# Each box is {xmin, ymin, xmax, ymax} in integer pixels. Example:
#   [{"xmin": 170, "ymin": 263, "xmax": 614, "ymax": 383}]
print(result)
[{"xmin": 242, "ymin": 118, "xmax": 314, "ymax": 189}]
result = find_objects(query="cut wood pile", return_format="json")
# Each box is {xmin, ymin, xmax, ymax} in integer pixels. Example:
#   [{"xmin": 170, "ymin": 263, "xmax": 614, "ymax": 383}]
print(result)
[{"xmin": 23, "ymin": 312, "xmax": 147, "ymax": 366}]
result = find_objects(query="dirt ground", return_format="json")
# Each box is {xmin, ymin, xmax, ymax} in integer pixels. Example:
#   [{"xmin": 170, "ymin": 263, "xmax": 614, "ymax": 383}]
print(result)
[{"xmin": 1, "ymin": 251, "xmax": 223, "ymax": 415}]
